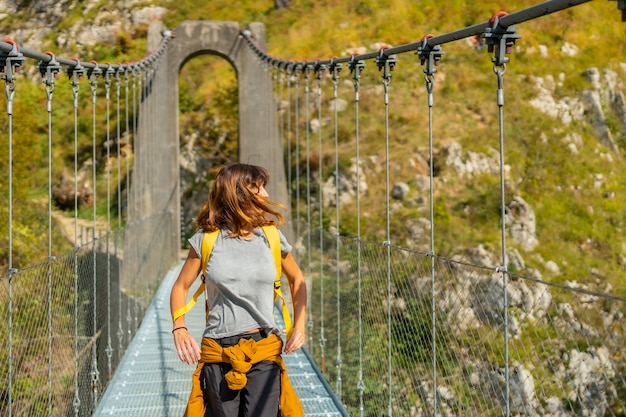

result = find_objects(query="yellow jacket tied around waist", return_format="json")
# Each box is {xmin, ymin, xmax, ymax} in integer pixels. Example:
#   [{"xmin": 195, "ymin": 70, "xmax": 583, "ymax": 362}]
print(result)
[{"xmin": 183, "ymin": 333, "xmax": 304, "ymax": 417}]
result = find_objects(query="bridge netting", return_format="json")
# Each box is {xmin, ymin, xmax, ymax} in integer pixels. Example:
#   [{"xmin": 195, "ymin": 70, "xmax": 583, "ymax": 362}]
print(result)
[{"xmin": 2, "ymin": 0, "xmax": 626, "ymax": 416}]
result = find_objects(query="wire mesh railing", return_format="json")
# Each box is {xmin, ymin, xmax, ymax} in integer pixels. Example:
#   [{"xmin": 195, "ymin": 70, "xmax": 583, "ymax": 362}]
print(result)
[
  {"xmin": 2, "ymin": 1, "xmax": 626, "ymax": 416},
  {"xmin": 1, "ymin": 30, "xmax": 180, "ymax": 416},
  {"xmin": 253, "ymin": 1, "xmax": 626, "ymax": 416},
  {"xmin": 299, "ymin": 228, "xmax": 626, "ymax": 416}
]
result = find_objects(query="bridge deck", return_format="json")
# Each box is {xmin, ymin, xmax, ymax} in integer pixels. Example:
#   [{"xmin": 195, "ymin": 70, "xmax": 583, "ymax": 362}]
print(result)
[{"xmin": 94, "ymin": 261, "xmax": 347, "ymax": 417}]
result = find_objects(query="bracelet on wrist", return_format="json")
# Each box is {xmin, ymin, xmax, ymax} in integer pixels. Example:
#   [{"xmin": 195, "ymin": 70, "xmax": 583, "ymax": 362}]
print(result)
[{"xmin": 172, "ymin": 326, "xmax": 187, "ymax": 334}]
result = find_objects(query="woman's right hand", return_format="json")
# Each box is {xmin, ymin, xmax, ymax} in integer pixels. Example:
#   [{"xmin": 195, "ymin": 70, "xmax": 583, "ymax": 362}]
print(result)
[{"xmin": 172, "ymin": 327, "xmax": 201, "ymax": 364}]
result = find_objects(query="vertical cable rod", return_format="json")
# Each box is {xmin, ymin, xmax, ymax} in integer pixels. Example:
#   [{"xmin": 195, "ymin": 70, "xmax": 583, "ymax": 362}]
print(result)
[
  {"xmin": 349, "ymin": 55, "xmax": 366, "ymax": 417},
  {"xmin": 113, "ymin": 68, "xmax": 123, "ymax": 358},
  {"xmin": 495, "ymin": 65, "xmax": 511, "ymax": 417},
  {"xmin": 68, "ymin": 59, "xmax": 84, "ymax": 417},
  {"xmin": 483, "ymin": 14, "xmax": 520, "ymax": 415},
  {"xmin": 417, "ymin": 35, "xmax": 443, "ymax": 415},
  {"xmin": 88, "ymin": 64, "xmax": 101, "ymax": 410},
  {"xmin": 330, "ymin": 59, "xmax": 343, "ymax": 398},
  {"xmin": 293, "ymin": 67, "xmax": 302, "ymax": 244},
  {"xmin": 2, "ymin": 48, "xmax": 21, "ymax": 417},
  {"xmin": 39, "ymin": 52, "xmax": 60, "ymax": 417},
  {"xmin": 315, "ymin": 62, "xmax": 327, "ymax": 373},
  {"xmin": 376, "ymin": 47, "xmax": 396, "ymax": 417},
  {"xmin": 103, "ymin": 65, "xmax": 114, "ymax": 381},
  {"xmin": 115, "ymin": 68, "xmax": 123, "ymax": 357},
  {"xmin": 283, "ymin": 69, "xmax": 293, "ymax": 218},
  {"xmin": 303, "ymin": 65, "xmax": 314, "ymax": 353}
]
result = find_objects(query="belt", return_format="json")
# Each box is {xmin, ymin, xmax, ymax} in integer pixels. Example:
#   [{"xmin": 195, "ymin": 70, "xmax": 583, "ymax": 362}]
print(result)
[{"xmin": 213, "ymin": 329, "xmax": 270, "ymax": 347}]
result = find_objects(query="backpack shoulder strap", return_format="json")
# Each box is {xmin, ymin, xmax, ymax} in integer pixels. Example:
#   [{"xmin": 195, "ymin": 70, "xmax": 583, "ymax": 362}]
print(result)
[
  {"xmin": 172, "ymin": 230, "xmax": 219, "ymax": 322},
  {"xmin": 261, "ymin": 225, "xmax": 293, "ymax": 338}
]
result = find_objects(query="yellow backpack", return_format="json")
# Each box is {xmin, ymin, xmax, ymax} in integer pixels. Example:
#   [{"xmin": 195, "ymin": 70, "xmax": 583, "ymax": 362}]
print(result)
[{"xmin": 172, "ymin": 225, "xmax": 292, "ymax": 338}]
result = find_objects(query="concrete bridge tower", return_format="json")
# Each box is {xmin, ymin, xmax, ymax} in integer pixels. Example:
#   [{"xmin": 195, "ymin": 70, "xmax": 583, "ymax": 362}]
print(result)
[{"xmin": 146, "ymin": 21, "xmax": 287, "ymax": 248}]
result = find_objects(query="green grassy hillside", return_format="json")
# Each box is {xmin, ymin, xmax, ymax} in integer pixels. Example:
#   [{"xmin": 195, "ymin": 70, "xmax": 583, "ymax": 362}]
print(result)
[{"xmin": 1, "ymin": 0, "xmax": 625, "ymax": 297}]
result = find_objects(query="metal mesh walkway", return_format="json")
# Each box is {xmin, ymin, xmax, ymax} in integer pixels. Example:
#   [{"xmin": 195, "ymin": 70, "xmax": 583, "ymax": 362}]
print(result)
[{"xmin": 94, "ymin": 261, "xmax": 348, "ymax": 417}]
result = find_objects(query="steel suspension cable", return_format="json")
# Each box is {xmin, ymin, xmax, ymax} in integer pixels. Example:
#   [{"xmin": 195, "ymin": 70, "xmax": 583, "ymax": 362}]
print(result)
[
  {"xmin": 88, "ymin": 64, "xmax": 101, "ymax": 409},
  {"xmin": 2, "ymin": 46, "xmax": 21, "ymax": 417},
  {"xmin": 240, "ymin": 0, "xmax": 594, "ymax": 70},
  {"xmin": 284, "ymin": 69, "xmax": 293, "ymax": 218},
  {"xmin": 133, "ymin": 69, "xmax": 141, "ymax": 331},
  {"xmin": 330, "ymin": 59, "xmax": 343, "ymax": 399},
  {"xmin": 495, "ymin": 63, "xmax": 511, "ymax": 417},
  {"xmin": 304, "ymin": 66, "xmax": 314, "ymax": 353},
  {"xmin": 293, "ymin": 68, "xmax": 301, "ymax": 248},
  {"xmin": 104, "ymin": 65, "xmax": 114, "ymax": 381},
  {"xmin": 280, "ymin": 68, "xmax": 291, "ymax": 214},
  {"xmin": 376, "ymin": 48, "xmax": 396, "ymax": 417},
  {"xmin": 315, "ymin": 62, "xmax": 327, "ymax": 373},
  {"xmin": 349, "ymin": 55, "xmax": 366, "ymax": 417},
  {"xmin": 483, "ymin": 13, "xmax": 521, "ymax": 416},
  {"xmin": 124, "ymin": 69, "xmax": 131, "ymax": 347},
  {"xmin": 115, "ymin": 68, "xmax": 123, "ymax": 357},
  {"xmin": 417, "ymin": 35, "xmax": 443, "ymax": 416},
  {"xmin": 40, "ymin": 52, "xmax": 60, "ymax": 417},
  {"xmin": 68, "ymin": 59, "xmax": 84, "ymax": 417}
]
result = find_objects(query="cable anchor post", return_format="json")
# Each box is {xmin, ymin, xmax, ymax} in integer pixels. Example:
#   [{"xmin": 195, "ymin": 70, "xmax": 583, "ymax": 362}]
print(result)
[
  {"xmin": 416, "ymin": 34, "xmax": 443, "ymax": 106},
  {"xmin": 375, "ymin": 46, "xmax": 396, "ymax": 105},
  {"xmin": 0, "ymin": 39, "xmax": 24, "ymax": 115}
]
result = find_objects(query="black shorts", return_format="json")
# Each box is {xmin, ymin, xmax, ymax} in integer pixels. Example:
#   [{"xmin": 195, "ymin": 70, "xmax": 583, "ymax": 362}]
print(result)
[{"xmin": 200, "ymin": 330, "xmax": 281, "ymax": 417}]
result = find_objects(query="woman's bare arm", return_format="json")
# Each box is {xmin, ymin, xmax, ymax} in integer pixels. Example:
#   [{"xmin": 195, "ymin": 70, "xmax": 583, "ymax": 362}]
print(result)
[
  {"xmin": 169, "ymin": 247, "xmax": 202, "ymax": 364},
  {"xmin": 281, "ymin": 252, "xmax": 307, "ymax": 354}
]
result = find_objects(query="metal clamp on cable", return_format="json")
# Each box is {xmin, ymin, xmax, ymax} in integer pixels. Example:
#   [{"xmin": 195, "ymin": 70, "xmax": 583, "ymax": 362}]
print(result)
[
  {"xmin": 483, "ymin": 11, "xmax": 521, "ymax": 68},
  {"xmin": 1, "ymin": 39, "xmax": 25, "ymax": 83},
  {"xmin": 66, "ymin": 57, "xmax": 85, "ymax": 81},
  {"xmin": 375, "ymin": 45, "xmax": 397, "ymax": 75},
  {"xmin": 314, "ymin": 59, "xmax": 326, "ymax": 81},
  {"xmin": 38, "ymin": 51, "xmax": 61, "ymax": 85},
  {"xmin": 348, "ymin": 53, "xmax": 365, "ymax": 79},
  {"xmin": 329, "ymin": 57, "xmax": 342, "ymax": 81},
  {"xmin": 416, "ymin": 34, "xmax": 443, "ymax": 78},
  {"xmin": 87, "ymin": 60, "xmax": 102, "ymax": 80},
  {"xmin": 348, "ymin": 54, "xmax": 365, "ymax": 99}
]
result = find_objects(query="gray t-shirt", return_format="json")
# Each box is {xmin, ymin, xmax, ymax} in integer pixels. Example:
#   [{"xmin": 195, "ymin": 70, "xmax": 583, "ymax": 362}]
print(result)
[{"xmin": 188, "ymin": 227, "xmax": 292, "ymax": 339}]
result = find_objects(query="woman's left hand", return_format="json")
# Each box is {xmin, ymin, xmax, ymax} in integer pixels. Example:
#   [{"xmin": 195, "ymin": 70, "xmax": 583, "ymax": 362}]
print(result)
[{"xmin": 284, "ymin": 327, "xmax": 305, "ymax": 354}]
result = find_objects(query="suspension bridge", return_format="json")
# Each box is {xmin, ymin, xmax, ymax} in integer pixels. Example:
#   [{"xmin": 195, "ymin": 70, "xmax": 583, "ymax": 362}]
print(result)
[{"xmin": 2, "ymin": 0, "xmax": 626, "ymax": 416}]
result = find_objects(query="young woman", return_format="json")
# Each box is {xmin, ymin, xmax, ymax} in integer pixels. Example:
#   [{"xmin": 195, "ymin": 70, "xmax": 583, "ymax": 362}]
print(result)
[{"xmin": 170, "ymin": 163, "xmax": 306, "ymax": 417}]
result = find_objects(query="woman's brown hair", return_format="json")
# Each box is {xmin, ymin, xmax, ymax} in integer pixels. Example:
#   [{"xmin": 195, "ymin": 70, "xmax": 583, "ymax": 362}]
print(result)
[{"xmin": 195, "ymin": 163, "xmax": 285, "ymax": 235}]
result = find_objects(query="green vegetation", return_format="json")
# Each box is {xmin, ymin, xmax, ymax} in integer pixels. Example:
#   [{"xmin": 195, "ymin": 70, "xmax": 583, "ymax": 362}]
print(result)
[{"xmin": 0, "ymin": 3, "xmax": 625, "ymax": 413}]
